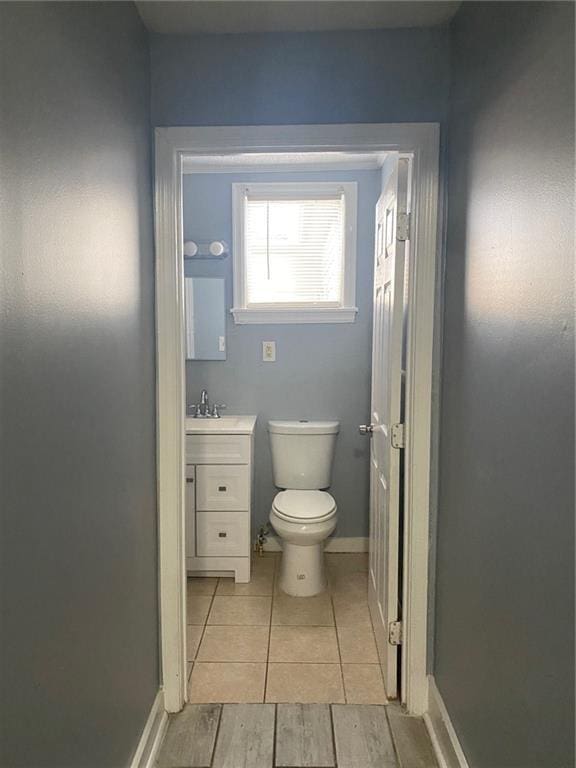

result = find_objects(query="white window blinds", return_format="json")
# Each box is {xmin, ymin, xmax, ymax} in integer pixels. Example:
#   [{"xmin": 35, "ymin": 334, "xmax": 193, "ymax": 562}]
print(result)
[{"xmin": 243, "ymin": 189, "xmax": 345, "ymax": 306}]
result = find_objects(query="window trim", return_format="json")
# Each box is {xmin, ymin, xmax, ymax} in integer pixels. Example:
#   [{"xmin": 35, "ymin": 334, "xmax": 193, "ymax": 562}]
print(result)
[{"xmin": 231, "ymin": 181, "xmax": 358, "ymax": 324}]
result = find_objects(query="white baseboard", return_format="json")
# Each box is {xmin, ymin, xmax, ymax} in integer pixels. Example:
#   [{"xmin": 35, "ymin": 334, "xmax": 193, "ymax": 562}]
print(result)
[
  {"xmin": 263, "ymin": 536, "xmax": 368, "ymax": 553},
  {"xmin": 424, "ymin": 676, "xmax": 469, "ymax": 768},
  {"xmin": 130, "ymin": 688, "xmax": 169, "ymax": 768}
]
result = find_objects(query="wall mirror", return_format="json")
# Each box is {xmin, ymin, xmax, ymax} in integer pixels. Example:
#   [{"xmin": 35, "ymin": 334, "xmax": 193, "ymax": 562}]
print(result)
[{"xmin": 184, "ymin": 277, "xmax": 226, "ymax": 360}]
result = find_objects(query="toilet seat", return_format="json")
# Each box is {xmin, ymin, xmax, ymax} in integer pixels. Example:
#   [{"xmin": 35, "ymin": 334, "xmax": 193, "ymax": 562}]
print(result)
[{"xmin": 272, "ymin": 490, "xmax": 336, "ymax": 524}]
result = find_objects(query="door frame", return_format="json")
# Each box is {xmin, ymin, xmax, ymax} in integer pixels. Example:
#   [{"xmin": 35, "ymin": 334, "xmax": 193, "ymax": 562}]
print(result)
[{"xmin": 154, "ymin": 123, "xmax": 440, "ymax": 716}]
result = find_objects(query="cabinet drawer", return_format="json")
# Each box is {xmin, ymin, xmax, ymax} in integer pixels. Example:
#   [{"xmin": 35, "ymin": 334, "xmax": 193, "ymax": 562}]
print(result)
[
  {"xmin": 196, "ymin": 465, "xmax": 249, "ymax": 511},
  {"xmin": 186, "ymin": 434, "xmax": 250, "ymax": 465},
  {"xmin": 196, "ymin": 512, "xmax": 249, "ymax": 557}
]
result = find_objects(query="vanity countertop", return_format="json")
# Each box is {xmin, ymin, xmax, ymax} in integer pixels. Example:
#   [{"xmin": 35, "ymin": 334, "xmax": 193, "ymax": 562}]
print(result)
[{"xmin": 185, "ymin": 415, "xmax": 257, "ymax": 435}]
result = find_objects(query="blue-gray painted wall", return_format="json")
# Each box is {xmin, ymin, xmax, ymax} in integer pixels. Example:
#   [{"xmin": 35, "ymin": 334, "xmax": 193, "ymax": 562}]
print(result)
[
  {"xmin": 435, "ymin": 3, "xmax": 575, "ymax": 767},
  {"xmin": 0, "ymin": 4, "xmax": 158, "ymax": 766},
  {"xmin": 183, "ymin": 170, "xmax": 380, "ymax": 537},
  {"xmin": 150, "ymin": 27, "xmax": 450, "ymax": 127}
]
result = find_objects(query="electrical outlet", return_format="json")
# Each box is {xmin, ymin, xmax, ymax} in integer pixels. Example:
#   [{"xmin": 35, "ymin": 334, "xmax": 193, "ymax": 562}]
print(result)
[{"xmin": 262, "ymin": 341, "xmax": 276, "ymax": 362}]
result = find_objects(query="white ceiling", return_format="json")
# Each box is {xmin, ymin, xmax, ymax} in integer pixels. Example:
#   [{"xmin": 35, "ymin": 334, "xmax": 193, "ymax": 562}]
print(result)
[
  {"xmin": 137, "ymin": 1, "xmax": 461, "ymax": 36},
  {"xmin": 182, "ymin": 150, "xmax": 388, "ymax": 173}
]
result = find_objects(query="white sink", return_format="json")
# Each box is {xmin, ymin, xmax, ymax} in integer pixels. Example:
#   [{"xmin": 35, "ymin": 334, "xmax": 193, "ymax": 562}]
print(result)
[{"xmin": 185, "ymin": 415, "xmax": 257, "ymax": 435}]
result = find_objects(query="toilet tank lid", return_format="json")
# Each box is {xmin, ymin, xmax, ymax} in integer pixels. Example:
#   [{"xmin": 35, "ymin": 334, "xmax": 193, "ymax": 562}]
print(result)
[{"xmin": 268, "ymin": 420, "xmax": 340, "ymax": 435}]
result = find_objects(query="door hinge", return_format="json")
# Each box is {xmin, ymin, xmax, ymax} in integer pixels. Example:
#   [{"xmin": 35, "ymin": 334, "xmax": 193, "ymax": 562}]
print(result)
[
  {"xmin": 397, "ymin": 212, "xmax": 411, "ymax": 242},
  {"xmin": 389, "ymin": 620, "xmax": 403, "ymax": 646},
  {"xmin": 391, "ymin": 423, "xmax": 405, "ymax": 449}
]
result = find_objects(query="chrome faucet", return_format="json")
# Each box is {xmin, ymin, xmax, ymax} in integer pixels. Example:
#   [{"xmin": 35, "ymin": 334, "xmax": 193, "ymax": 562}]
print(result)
[
  {"xmin": 187, "ymin": 389, "xmax": 227, "ymax": 418},
  {"xmin": 211, "ymin": 403, "xmax": 226, "ymax": 418}
]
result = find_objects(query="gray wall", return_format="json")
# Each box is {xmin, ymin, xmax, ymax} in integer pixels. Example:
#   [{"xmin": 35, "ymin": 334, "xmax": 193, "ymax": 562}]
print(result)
[
  {"xmin": 0, "ymin": 4, "xmax": 158, "ymax": 767},
  {"xmin": 435, "ymin": 3, "xmax": 575, "ymax": 767},
  {"xmin": 184, "ymin": 170, "xmax": 380, "ymax": 537},
  {"xmin": 150, "ymin": 27, "xmax": 449, "ymax": 126}
]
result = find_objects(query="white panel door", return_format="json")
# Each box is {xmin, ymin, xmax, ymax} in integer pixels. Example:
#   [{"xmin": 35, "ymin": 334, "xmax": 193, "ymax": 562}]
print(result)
[{"xmin": 365, "ymin": 157, "xmax": 409, "ymax": 699}]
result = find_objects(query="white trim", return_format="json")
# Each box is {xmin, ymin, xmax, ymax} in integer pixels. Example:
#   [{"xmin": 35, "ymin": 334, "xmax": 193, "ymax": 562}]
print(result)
[
  {"xmin": 129, "ymin": 690, "xmax": 169, "ymax": 768},
  {"xmin": 154, "ymin": 122, "xmax": 439, "ymax": 717},
  {"xmin": 231, "ymin": 306, "xmax": 358, "ymax": 324},
  {"xmin": 155, "ymin": 132, "xmax": 187, "ymax": 713},
  {"xmin": 263, "ymin": 535, "xmax": 369, "ymax": 553},
  {"xmin": 231, "ymin": 180, "xmax": 357, "ymax": 324},
  {"xmin": 184, "ymin": 159, "xmax": 381, "ymax": 174},
  {"xmin": 424, "ymin": 677, "xmax": 470, "ymax": 768},
  {"xmin": 182, "ymin": 151, "xmax": 388, "ymax": 174},
  {"xmin": 234, "ymin": 180, "xmax": 355, "ymax": 199},
  {"xmin": 400, "ymin": 124, "xmax": 439, "ymax": 714}
]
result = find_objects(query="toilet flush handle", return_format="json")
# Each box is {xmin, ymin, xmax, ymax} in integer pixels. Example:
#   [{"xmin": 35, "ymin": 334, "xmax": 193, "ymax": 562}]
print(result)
[{"xmin": 358, "ymin": 424, "xmax": 374, "ymax": 435}]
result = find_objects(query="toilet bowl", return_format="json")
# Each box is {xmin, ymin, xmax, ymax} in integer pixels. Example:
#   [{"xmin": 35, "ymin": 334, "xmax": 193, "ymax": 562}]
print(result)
[{"xmin": 270, "ymin": 490, "xmax": 337, "ymax": 596}]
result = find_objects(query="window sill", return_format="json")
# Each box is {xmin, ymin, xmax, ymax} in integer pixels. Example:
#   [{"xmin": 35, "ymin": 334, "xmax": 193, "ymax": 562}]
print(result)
[{"xmin": 231, "ymin": 307, "xmax": 358, "ymax": 325}]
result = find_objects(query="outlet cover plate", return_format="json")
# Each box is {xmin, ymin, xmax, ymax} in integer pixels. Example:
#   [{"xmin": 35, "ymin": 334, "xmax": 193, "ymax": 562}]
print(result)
[{"xmin": 262, "ymin": 341, "xmax": 276, "ymax": 362}]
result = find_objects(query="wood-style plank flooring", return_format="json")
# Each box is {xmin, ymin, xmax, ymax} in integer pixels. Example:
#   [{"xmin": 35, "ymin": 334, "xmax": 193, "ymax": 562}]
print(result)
[{"xmin": 157, "ymin": 703, "xmax": 438, "ymax": 768}]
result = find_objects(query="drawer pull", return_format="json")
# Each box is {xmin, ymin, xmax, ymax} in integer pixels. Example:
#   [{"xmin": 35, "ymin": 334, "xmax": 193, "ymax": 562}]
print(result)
[
  {"xmin": 218, "ymin": 532, "xmax": 227, "ymax": 538},
  {"xmin": 218, "ymin": 486, "xmax": 227, "ymax": 492},
  {"xmin": 186, "ymin": 478, "xmax": 194, "ymax": 483}
]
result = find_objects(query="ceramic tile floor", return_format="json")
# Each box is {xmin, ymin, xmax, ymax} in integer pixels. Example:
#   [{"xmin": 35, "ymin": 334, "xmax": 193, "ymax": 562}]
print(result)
[{"xmin": 186, "ymin": 553, "xmax": 388, "ymax": 705}]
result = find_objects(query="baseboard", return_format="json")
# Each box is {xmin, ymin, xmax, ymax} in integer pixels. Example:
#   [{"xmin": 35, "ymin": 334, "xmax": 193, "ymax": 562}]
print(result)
[
  {"xmin": 424, "ymin": 676, "xmax": 470, "ymax": 768},
  {"xmin": 263, "ymin": 536, "xmax": 368, "ymax": 553},
  {"xmin": 129, "ymin": 688, "xmax": 169, "ymax": 768}
]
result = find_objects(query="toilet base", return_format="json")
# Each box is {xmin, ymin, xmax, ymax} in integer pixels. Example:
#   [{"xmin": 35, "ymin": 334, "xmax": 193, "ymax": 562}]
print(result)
[{"xmin": 278, "ymin": 541, "xmax": 327, "ymax": 597}]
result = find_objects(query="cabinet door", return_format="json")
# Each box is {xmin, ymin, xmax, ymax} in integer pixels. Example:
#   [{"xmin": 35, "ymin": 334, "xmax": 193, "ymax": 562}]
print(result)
[
  {"xmin": 185, "ymin": 465, "xmax": 196, "ymax": 558},
  {"xmin": 196, "ymin": 465, "xmax": 250, "ymax": 511}
]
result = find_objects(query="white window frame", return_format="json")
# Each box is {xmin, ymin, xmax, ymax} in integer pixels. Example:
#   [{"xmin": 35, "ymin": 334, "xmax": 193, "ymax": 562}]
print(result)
[{"xmin": 231, "ymin": 181, "xmax": 358, "ymax": 324}]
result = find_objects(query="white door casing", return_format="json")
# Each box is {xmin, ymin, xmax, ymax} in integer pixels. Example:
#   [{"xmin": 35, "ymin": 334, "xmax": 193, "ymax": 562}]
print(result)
[
  {"xmin": 154, "ymin": 124, "xmax": 439, "ymax": 715},
  {"xmin": 367, "ymin": 156, "xmax": 409, "ymax": 699}
]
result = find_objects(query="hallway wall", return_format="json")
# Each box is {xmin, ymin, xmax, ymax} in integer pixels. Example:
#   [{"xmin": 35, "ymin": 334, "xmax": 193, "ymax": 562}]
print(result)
[
  {"xmin": 0, "ymin": 4, "xmax": 158, "ymax": 766},
  {"xmin": 150, "ymin": 27, "xmax": 449, "ymax": 126},
  {"xmin": 435, "ymin": 3, "xmax": 575, "ymax": 767}
]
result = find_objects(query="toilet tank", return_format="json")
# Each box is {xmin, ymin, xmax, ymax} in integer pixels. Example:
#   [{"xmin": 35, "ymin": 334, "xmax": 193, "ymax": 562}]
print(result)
[{"xmin": 268, "ymin": 420, "xmax": 339, "ymax": 490}]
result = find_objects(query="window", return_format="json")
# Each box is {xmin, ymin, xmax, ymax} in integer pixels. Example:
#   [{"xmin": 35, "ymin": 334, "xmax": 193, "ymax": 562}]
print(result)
[{"xmin": 232, "ymin": 182, "xmax": 358, "ymax": 323}]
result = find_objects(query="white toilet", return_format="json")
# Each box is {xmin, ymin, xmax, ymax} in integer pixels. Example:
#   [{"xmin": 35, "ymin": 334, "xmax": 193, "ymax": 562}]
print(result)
[{"xmin": 268, "ymin": 420, "xmax": 339, "ymax": 597}]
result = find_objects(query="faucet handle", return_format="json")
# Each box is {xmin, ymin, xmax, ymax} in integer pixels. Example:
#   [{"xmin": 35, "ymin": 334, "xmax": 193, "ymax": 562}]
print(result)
[
  {"xmin": 187, "ymin": 403, "xmax": 199, "ymax": 417},
  {"xmin": 211, "ymin": 403, "xmax": 227, "ymax": 418}
]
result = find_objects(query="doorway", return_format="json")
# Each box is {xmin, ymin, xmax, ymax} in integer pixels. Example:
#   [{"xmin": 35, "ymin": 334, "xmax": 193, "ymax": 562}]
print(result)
[{"xmin": 154, "ymin": 123, "xmax": 440, "ymax": 717}]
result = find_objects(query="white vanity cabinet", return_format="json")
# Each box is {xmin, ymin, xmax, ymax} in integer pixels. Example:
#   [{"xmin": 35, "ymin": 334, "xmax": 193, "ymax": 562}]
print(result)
[{"xmin": 185, "ymin": 416, "xmax": 256, "ymax": 582}]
